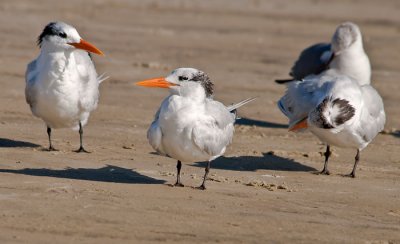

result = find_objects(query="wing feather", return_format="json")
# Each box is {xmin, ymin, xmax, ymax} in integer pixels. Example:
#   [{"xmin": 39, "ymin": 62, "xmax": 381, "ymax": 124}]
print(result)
[
  {"xmin": 25, "ymin": 60, "xmax": 38, "ymax": 108},
  {"xmin": 290, "ymin": 43, "xmax": 332, "ymax": 80},
  {"xmin": 192, "ymin": 100, "xmax": 235, "ymax": 157},
  {"xmin": 358, "ymin": 85, "xmax": 386, "ymax": 142}
]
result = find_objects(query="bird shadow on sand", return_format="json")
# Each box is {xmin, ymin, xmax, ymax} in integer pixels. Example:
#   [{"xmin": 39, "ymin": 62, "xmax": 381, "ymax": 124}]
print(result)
[
  {"xmin": 0, "ymin": 165, "xmax": 166, "ymax": 184},
  {"xmin": 193, "ymin": 152, "xmax": 316, "ymax": 172},
  {"xmin": 0, "ymin": 138, "xmax": 40, "ymax": 148},
  {"xmin": 236, "ymin": 117, "xmax": 287, "ymax": 129}
]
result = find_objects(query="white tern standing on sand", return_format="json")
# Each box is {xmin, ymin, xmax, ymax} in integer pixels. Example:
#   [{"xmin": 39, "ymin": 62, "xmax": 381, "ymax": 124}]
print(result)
[
  {"xmin": 276, "ymin": 22, "xmax": 371, "ymax": 86},
  {"xmin": 136, "ymin": 68, "xmax": 256, "ymax": 189},
  {"xmin": 278, "ymin": 71, "xmax": 385, "ymax": 177},
  {"xmin": 25, "ymin": 21, "xmax": 107, "ymax": 152}
]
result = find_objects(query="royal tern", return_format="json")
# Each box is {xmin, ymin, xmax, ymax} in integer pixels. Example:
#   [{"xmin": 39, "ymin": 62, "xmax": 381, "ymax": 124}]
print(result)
[
  {"xmin": 278, "ymin": 71, "xmax": 385, "ymax": 177},
  {"xmin": 276, "ymin": 22, "xmax": 371, "ymax": 86},
  {"xmin": 25, "ymin": 21, "xmax": 106, "ymax": 152},
  {"xmin": 136, "ymin": 68, "xmax": 256, "ymax": 189}
]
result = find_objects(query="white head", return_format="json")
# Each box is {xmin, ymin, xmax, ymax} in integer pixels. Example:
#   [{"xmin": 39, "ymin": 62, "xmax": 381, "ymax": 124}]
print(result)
[
  {"xmin": 331, "ymin": 22, "xmax": 363, "ymax": 54},
  {"xmin": 38, "ymin": 21, "xmax": 104, "ymax": 56},
  {"xmin": 290, "ymin": 96, "xmax": 356, "ymax": 132},
  {"xmin": 136, "ymin": 68, "xmax": 214, "ymax": 98},
  {"xmin": 309, "ymin": 96, "xmax": 356, "ymax": 129}
]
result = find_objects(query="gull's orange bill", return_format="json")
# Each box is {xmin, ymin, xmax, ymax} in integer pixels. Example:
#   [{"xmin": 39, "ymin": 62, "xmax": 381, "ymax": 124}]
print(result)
[
  {"xmin": 136, "ymin": 77, "xmax": 177, "ymax": 88},
  {"xmin": 68, "ymin": 39, "xmax": 104, "ymax": 56},
  {"xmin": 289, "ymin": 118, "xmax": 308, "ymax": 132}
]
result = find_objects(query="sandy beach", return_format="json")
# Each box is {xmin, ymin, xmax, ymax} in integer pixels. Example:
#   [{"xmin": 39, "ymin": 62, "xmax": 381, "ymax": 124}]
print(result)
[{"xmin": 0, "ymin": 0, "xmax": 399, "ymax": 243}]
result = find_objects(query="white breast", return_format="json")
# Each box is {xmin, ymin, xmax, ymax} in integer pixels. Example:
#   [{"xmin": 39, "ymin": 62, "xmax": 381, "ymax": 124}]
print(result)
[
  {"xmin": 26, "ymin": 50, "xmax": 99, "ymax": 129},
  {"xmin": 148, "ymin": 95, "xmax": 235, "ymax": 162}
]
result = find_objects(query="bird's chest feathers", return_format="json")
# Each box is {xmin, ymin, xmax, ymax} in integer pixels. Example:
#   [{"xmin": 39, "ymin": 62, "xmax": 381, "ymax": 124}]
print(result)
[
  {"xmin": 34, "ymin": 52, "xmax": 93, "ymax": 115},
  {"xmin": 159, "ymin": 97, "xmax": 204, "ymax": 131},
  {"xmin": 40, "ymin": 53, "xmax": 90, "ymax": 92}
]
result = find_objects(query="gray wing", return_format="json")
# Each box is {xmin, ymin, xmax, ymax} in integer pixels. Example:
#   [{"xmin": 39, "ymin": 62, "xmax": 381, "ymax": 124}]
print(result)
[
  {"xmin": 75, "ymin": 50, "xmax": 100, "ymax": 112},
  {"xmin": 147, "ymin": 118, "xmax": 165, "ymax": 155},
  {"xmin": 277, "ymin": 72, "xmax": 337, "ymax": 128},
  {"xmin": 192, "ymin": 100, "xmax": 235, "ymax": 157},
  {"xmin": 25, "ymin": 60, "xmax": 38, "ymax": 108},
  {"xmin": 147, "ymin": 97, "xmax": 169, "ymax": 156},
  {"xmin": 290, "ymin": 43, "xmax": 332, "ymax": 80},
  {"xmin": 358, "ymin": 86, "xmax": 386, "ymax": 143}
]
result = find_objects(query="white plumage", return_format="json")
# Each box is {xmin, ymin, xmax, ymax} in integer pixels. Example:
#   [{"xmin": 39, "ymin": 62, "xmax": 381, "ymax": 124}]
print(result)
[
  {"xmin": 278, "ymin": 70, "xmax": 385, "ymax": 177},
  {"xmin": 276, "ymin": 22, "xmax": 371, "ymax": 86},
  {"xmin": 137, "ymin": 68, "xmax": 256, "ymax": 189},
  {"xmin": 25, "ymin": 21, "xmax": 106, "ymax": 152},
  {"xmin": 149, "ymin": 91, "xmax": 236, "ymax": 162},
  {"xmin": 329, "ymin": 22, "xmax": 371, "ymax": 86}
]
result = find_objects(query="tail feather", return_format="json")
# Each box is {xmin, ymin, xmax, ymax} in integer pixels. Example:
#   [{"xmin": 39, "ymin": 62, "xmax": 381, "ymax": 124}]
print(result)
[
  {"xmin": 277, "ymin": 93, "xmax": 302, "ymax": 129},
  {"xmin": 97, "ymin": 73, "xmax": 109, "ymax": 84},
  {"xmin": 227, "ymin": 97, "xmax": 257, "ymax": 112},
  {"xmin": 277, "ymin": 98, "xmax": 290, "ymax": 117},
  {"xmin": 275, "ymin": 79, "xmax": 294, "ymax": 84}
]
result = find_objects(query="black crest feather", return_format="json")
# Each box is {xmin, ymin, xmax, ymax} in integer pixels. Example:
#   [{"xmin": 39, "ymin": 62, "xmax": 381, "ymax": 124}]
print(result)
[
  {"xmin": 192, "ymin": 72, "xmax": 214, "ymax": 97},
  {"xmin": 315, "ymin": 97, "xmax": 355, "ymax": 129},
  {"xmin": 37, "ymin": 22, "xmax": 67, "ymax": 47},
  {"xmin": 332, "ymin": 98, "xmax": 355, "ymax": 125},
  {"xmin": 315, "ymin": 98, "xmax": 334, "ymax": 129}
]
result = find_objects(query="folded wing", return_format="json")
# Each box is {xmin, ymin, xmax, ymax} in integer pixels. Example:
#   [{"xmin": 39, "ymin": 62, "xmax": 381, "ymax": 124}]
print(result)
[{"xmin": 192, "ymin": 100, "xmax": 235, "ymax": 158}]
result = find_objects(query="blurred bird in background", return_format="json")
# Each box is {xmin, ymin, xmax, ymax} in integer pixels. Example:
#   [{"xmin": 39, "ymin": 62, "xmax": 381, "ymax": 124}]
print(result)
[{"xmin": 276, "ymin": 22, "xmax": 371, "ymax": 86}]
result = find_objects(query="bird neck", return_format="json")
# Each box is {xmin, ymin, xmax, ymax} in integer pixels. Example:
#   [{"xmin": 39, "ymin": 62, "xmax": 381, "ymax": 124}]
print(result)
[
  {"xmin": 335, "ymin": 37, "xmax": 364, "ymax": 57},
  {"xmin": 36, "ymin": 48, "xmax": 77, "ymax": 83},
  {"xmin": 330, "ymin": 41, "xmax": 371, "ymax": 86},
  {"xmin": 173, "ymin": 82, "xmax": 207, "ymax": 102}
]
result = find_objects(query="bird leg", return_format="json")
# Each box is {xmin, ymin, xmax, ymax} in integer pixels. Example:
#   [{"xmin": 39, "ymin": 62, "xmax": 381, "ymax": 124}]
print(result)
[
  {"xmin": 197, "ymin": 161, "xmax": 211, "ymax": 190},
  {"xmin": 75, "ymin": 122, "xmax": 90, "ymax": 153},
  {"xmin": 319, "ymin": 145, "xmax": 331, "ymax": 175},
  {"xmin": 345, "ymin": 150, "xmax": 360, "ymax": 178},
  {"xmin": 46, "ymin": 127, "xmax": 57, "ymax": 151},
  {"xmin": 174, "ymin": 160, "xmax": 184, "ymax": 187}
]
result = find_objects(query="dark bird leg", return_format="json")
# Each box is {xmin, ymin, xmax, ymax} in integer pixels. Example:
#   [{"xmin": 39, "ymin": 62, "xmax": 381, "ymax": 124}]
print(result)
[
  {"xmin": 75, "ymin": 122, "xmax": 90, "ymax": 153},
  {"xmin": 346, "ymin": 149, "xmax": 360, "ymax": 178},
  {"xmin": 197, "ymin": 161, "xmax": 211, "ymax": 190},
  {"xmin": 46, "ymin": 126, "xmax": 57, "ymax": 151},
  {"xmin": 319, "ymin": 145, "xmax": 331, "ymax": 175},
  {"xmin": 174, "ymin": 160, "xmax": 184, "ymax": 187}
]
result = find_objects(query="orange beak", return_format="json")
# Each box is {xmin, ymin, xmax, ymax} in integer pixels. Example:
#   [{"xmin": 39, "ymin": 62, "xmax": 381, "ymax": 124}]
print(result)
[
  {"xmin": 135, "ymin": 77, "xmax": 177, "ymax": 88},
  {"xmin": 68, "ymin": 39, "xmax": 104, "ymax": 56},
  {"xmin": 289, "ymin": 118, "xmax": 308, "ymax": 132}
]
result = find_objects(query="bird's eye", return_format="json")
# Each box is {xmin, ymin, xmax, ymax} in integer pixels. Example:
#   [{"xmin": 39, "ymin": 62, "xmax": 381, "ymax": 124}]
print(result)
[
  {"xmin": 178, "ymin": 76, "xmax": 188, "ymax": 81},
  {"xmin": 58, "ymin": 32, "xmax": 67, "ymax": 38}
]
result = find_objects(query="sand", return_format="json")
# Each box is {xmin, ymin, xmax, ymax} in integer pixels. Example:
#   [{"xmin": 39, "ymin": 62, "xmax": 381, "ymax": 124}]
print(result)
[{"xmin": 0, "ymin": 0, "xmax": 399, "ymax": 243}]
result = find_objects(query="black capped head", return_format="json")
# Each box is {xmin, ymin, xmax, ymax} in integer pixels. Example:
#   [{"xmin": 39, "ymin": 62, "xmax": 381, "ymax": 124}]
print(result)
[
  {"xmin": 36, "ymin": 21, "xmax": 104, "ymax": 56},
  {"xmin": 38, "ymin": 22, "xmax": 66, "ymax": 47},
  {"xmin": 167, "ymin": 68, "xmax": 214, "ymax": 97},
  {"xmin": 37, "ymin": 21, "xmax": 81, "ymax": 48},
  {"xmin": 309, "ymin": 97, "xmax": 355, "ymax": 129}
]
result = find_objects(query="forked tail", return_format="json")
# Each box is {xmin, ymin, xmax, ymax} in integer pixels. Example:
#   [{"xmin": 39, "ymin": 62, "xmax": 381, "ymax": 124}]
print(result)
[
  {"xmin": 227, "ymin": 97, "xmax": 257, "ymax": 112},
  {"xmin": 97, "ymin": 73, "xmax": 110, "ymax": 84}
]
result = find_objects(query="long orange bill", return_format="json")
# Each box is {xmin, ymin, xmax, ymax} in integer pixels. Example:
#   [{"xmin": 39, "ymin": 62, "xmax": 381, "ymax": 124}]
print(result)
[
  {"xmin": 68, "ymin": 39, "xmax": 104, "ymax": 56},
  {"xmin": 289, "ymin": 118, "xmax": 308, "ymax": 132},
  {"xmin": 135, "ymin": 77, "xmax": 177, "ymax": 88}
]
